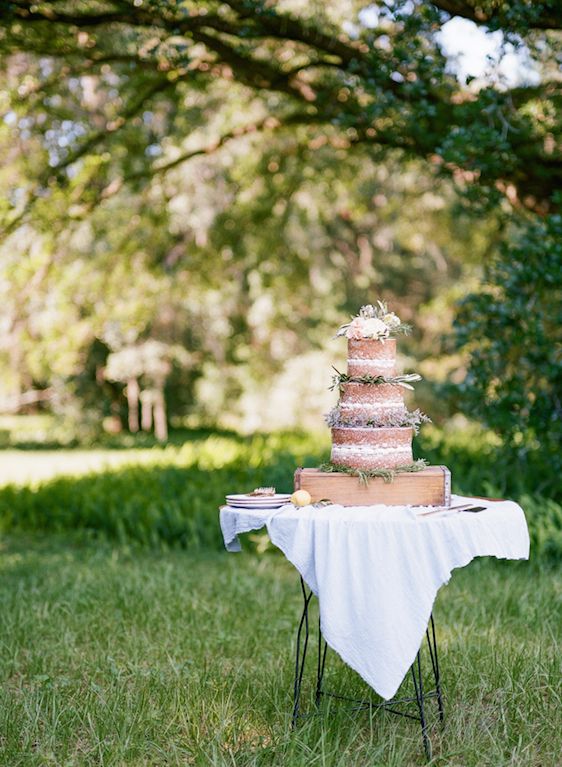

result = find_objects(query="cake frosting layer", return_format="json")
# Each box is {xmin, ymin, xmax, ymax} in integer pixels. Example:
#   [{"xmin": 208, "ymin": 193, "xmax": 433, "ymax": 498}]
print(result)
[
  {"xmin": 347, "ymin": 338, "xmax": 396, "ymax": 376},
  {"xmin": 338, "ymin": 382, "xmax": 406, "ymax": 421},
  {"xmin": 330, "ymin": 426, "xmax": 413, "ymax": 470}
]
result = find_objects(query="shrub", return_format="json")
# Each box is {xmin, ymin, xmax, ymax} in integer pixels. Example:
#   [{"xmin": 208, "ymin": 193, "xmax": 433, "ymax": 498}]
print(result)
[
  {"xmin": 0, "ymin": 428, "xmax": 560, "ymax": 562},
  {"xmin": 451, "ymin": 211, "xmax": 562, "ymax": 483}
]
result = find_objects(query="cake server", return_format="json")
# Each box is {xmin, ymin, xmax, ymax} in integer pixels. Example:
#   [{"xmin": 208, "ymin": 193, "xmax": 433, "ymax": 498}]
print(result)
[{"xmin": 414, "ymin": 502, "xmax": 478, "ymax": 517}]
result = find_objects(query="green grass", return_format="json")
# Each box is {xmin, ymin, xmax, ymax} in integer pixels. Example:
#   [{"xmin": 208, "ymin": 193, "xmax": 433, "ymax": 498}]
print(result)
[
  {"xmin": 0, "ymin": 535, "xmax": 560, "ymax": 766},
  {"xmin": 0, "ymin": 426, "xmax": 560, "ymax": 561},
  {"xmin": 1, "ymin": 426, "xmax": 560, "ymax": 764}
]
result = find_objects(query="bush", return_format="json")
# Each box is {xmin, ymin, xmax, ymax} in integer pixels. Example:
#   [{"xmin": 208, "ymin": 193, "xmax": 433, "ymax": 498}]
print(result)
[
  {"xmin": 0, "ymin": 431, "xmax": 327, "ymax": 550},
  {"xmin": 450, "ymin": 211, "xmax": 562, "ymax": 481},
  {"xmin": 0, "ymin": 428, "xmax": 560, "ymax": 562}
]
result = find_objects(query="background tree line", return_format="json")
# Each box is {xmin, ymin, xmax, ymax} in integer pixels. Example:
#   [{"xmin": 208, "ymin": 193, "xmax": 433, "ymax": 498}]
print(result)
[{"xmin": 0, "ymin": 1, "xmax": 560, "ymax": 477}]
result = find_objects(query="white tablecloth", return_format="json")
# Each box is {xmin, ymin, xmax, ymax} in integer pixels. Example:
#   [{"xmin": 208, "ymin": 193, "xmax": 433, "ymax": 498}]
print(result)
[{"xmin": 220, "ymin": 495, "xmax": 529, "ymax": 700}]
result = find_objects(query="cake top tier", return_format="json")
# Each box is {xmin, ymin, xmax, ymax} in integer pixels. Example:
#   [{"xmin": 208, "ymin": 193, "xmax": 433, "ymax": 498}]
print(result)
[
  {"xmin": 347, "ymin": 337, "xmax": 396, "ymax": 359},
  {"xmin": 335, "ymin": 301, "xmax": 410, "ymax": 341}
]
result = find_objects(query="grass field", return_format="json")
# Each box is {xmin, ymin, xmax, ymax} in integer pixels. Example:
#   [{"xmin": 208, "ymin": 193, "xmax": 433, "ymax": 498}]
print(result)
[
  {"xmin": 0, "ymin": 422, "xmax": 560, "ymax": 765},
  {"xmin": 1, "ymin": 534, "xmax": 560, "ymax": 767}
]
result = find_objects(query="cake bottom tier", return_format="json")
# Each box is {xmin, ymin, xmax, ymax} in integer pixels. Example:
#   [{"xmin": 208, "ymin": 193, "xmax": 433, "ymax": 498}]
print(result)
[{"xmin": 331, "ymin": 426, "xmax": 413, "ymax": 470}]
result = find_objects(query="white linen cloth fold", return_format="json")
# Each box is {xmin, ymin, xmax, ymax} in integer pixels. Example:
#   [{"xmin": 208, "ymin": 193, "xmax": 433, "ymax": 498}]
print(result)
[{"xmin": 220, "ymin": 494, "xmax": 529, "ymax": 700}]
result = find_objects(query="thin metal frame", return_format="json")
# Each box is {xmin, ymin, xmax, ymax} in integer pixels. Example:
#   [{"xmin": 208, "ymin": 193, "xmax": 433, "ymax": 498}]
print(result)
[{"xmin": 292, "ymin": 577, "xmax": 444, "ymax": 760}]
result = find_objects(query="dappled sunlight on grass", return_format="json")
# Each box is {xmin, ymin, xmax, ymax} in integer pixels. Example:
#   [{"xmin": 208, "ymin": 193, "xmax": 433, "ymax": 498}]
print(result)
[
  {"xmin": 0, "ymin": 428, "xmax": 330, "ymax": 485},
  {"xmin": 0, "ymin": 430, "xmax": 329, "ymax": 551},
  {"xmin": 0, "ymin": 427, "xmax": 560, "ymax": 560},
  {"xmin": 0, "ymin": 447, "xmax": 167, "ymax": 487}
]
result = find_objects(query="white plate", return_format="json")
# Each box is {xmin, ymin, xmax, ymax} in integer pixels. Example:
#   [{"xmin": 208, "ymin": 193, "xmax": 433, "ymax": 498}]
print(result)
[
  {"xmin": 228, "ymin": 500, "xmax": 289, "ymax": 506},
  {"xmin": 227, "ymin": 504, "xmax": 289, "ymax": 511},
  {"xmin": 226, "ymin": 499, "xmax": 291, "ymax": 508},
  {"xmin": 228, "ymin": 499, "xmax": 290, "ymax": 509},
  {"xmin": 226, "ymin": 498, "xmax": 291, "ymax": 504},
  {"xmin": 226, "ymin": 493, "xmax": 291, "ymax": 504}
]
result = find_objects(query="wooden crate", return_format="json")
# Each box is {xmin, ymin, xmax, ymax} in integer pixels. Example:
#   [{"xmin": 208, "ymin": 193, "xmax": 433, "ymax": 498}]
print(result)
[{"xmin": 294, "ymin": 466, "xmax": 451, "ymax": 507}]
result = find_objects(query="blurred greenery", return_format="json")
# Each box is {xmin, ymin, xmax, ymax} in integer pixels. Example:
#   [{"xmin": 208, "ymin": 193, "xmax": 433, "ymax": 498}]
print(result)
[
  {"xmin": 451, "ymin": 210, "xmax": 562, "ymax": 474},
  {"xmin": 0, "ymin": 6, "xmax": 560, "ymax": 764},
  {"xmin": 0, "ymin": 425, "xmax": 560, "ymax": 562},
  {"xmin": 0, "ymin": 1, "xmax": 560, "ymax": 472}
]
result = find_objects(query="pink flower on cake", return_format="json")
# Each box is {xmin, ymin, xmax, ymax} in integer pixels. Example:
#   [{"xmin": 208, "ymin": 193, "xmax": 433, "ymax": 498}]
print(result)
[
  {"xmin": 346, "ymin": 317, "xmax": 366, "ymax": 339},
  {"xmin": 335, "ymin": 301, "xmax": 411, "ymax": 339}
]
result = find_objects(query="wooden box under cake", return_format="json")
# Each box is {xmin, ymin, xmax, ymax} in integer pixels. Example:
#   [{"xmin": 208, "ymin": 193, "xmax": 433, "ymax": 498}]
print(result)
[{"xmin": 294, "ymin": 466, "xmax": 451, "ymax": 507}]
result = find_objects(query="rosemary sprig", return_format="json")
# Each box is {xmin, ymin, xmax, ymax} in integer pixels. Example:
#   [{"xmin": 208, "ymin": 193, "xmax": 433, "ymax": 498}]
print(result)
[
  {"xmin": 325, "ymin": 407, "xmax": 431, "ymax": 433},
  {"xmin": 329, "ymin": 367, "xmax": 422, "ymax": 391},
  {"xmin": 318, "ymin": 459, "xmax": 428, "ymax": 485}
]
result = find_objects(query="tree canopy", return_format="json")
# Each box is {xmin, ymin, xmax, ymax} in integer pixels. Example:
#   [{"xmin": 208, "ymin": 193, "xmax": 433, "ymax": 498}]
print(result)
[
  {"xmin": 0, "ymin": 1, "xmax": 561, "ymax": 462},
  {"xmin": 1, "ymin": 0, "xmax": 560, "ymax": 231}
]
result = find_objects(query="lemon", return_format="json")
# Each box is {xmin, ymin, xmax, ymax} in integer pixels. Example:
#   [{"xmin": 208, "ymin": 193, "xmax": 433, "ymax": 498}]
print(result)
[{"xmin": 291, "ymin": 489, "xmax": 312, "ymax": 507}]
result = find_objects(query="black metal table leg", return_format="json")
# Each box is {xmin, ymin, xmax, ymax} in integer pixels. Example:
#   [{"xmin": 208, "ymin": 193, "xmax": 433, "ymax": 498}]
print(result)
[
  {"xmin": 411, "ymin": 650, "xmax": 431, "ymax": 760},
  {"xmin": 315, "ymin": 618, "xmax": 328, "ymax": 707},
  {"xmin": 426, "ymin": 614, "xmax": 444, "ymax": 723},
  {"xmin": 292, "ymin": 577, "xmax": 313, "ymax": 727},
  {"xmin": 291, "ymin": 577, "xmax": 445, "ymax": 760}
]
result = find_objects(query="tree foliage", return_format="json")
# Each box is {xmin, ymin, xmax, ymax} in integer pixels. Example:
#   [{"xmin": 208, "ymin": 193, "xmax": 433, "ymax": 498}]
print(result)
[
  {"xmin": 0, "ymin": 1, "xmax": 560, "ymax": 451},
  {"xmin": 452, "ymin": 209, "xmax": 562, "ymax": 473},
  {"xmin": 1, "ymin": 0, "xmax": 560, "ymax": 227}
]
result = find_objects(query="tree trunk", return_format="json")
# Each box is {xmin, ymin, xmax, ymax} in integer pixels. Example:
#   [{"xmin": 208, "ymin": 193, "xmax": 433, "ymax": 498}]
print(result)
[
  {"xmin": 140, "ymin": 390, "xmax": 153, "ymax": 432},
  {"xmin": 126, "ymin": 377, "xmax": 140, "ymax": 433},
  {"xmin": 153, "ymin": 386, "xmax": 168, "ymax": 442},
  {"xmin": 0, "ymin": 388, "xmax": 53, "ymax": 413}
]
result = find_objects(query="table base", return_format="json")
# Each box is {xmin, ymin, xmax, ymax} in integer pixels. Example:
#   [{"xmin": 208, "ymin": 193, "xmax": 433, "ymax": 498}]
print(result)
[{"xmin": 292, "ymin": 577, "xmax": 444, "ymax": 760}]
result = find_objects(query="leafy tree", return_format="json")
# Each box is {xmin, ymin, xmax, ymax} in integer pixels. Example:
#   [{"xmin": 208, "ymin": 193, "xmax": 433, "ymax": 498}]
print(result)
[
  {"xmin": 0, "ymin": 0, "xmax": 560, "ymax": 228},
  {"xmin": 451, "ymin": 209, "xmax": 562, "ymax": 479},
  {"xmin": 0, "ymin": 1, "xmax": 560, "ymax": 452}
]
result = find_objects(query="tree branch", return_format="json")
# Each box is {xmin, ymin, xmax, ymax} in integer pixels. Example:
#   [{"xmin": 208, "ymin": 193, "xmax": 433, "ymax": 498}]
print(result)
[
  {"xmin": 4, "ymin": 1, "xmax": 226, "ymax": 34},
  {"xmin": 222, "ymin": 0, "xmax": 365, "ymax": 64},
  {"xmin": 431, "ymin": 1, "xmax": 562, "ymax": 31},
  {"xmin": 107, "ymin": 112, "xmax": 315, "ymax": 191},
  {"xmin": 188, "ymin": 28, "xmax": 303, "ymax": 97},
  {"xmin": 2, "ymin": 0, "xmax": 560, "ymax": 217},
  {"xmin": 49, "ymin": 76, "xmax": 172, "ymax": 176}
]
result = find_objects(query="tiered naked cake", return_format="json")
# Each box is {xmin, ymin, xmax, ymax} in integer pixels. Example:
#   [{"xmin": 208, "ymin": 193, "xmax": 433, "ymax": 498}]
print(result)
[
  {"xmin": 327, "ymin": 303, "xmax": 429, "ymax": 472},
  {"xmin": 330, "ymin": 337, "xmax": 418, "ymax": 470},
  {"xmin": 295, "ymin": 302, "xmax": 451, "ymax": 506}
]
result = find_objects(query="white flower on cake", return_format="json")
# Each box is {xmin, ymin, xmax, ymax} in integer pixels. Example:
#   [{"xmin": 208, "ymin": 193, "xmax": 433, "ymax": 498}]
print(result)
[
  {"xmin": 359, "ymin": 304, "xmax": 377, "ymax": 319},
  {"xmin": 335, "ymin": 301, "xmax": 411, "ymax": 339},
  {"xmin": 361, "ymin": 317, "xmax": 390, "ymax": 339},
  {"xmin": 383, "ymin": 312, "xmax": 401, "ymax": 329}
]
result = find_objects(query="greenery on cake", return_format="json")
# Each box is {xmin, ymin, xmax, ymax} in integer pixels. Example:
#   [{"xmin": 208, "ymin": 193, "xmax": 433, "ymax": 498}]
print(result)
[
  {"xmin": 325, "ymin": 407, "xmax": 431, "ymax": 434},
  {"xmin": 318, "ymin": 459, "xmax": 428, "ymax": 485},
  {"xmin": 335, "ymin": 301, "xmax": 411, "ymax": 340},
  {"xmin": 330, "ymin": 368, "xmax": 422, "ymax": 392}
]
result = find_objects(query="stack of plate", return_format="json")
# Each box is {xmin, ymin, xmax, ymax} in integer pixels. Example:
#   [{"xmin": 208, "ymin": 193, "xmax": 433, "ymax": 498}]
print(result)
[{"xmin": 226, "ymin": 493, "xmax": 292, "ymax": 510}]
